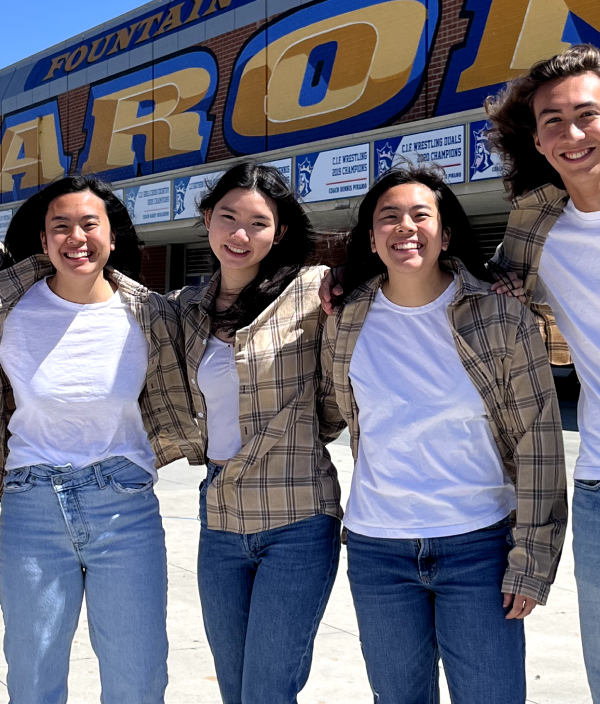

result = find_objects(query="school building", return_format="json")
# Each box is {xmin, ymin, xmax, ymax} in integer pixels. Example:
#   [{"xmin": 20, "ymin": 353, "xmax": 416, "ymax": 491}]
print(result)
[{"xmin": 0, "ymin": 0, "xmax": 598, "ymax": 292}]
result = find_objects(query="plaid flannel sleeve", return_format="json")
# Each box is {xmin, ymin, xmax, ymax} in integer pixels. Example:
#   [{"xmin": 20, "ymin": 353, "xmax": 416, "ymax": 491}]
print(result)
[
  {"xmin": 316, "ymin": 311, "xmax": 347, "ymax": 446},
  {"xmin": 502, "ymin": 305, "xmax": 568, "ymax": 605}
]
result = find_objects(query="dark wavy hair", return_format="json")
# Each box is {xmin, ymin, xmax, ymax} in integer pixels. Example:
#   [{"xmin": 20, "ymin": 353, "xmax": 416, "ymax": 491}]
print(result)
[
  {"xmin": 341, "ymin": 164, "xmax": 490, "ymax": 299},
  {"xmin": 198, "ymin": 162, "xmax": 315, "ymax": 335},
  {"xmin": 485, "ymin": 44, "xmax": 600, "ymax": 199},
  {"xmin": 2, "ymin": 175, "xmax": 143, "ymax": 281}
]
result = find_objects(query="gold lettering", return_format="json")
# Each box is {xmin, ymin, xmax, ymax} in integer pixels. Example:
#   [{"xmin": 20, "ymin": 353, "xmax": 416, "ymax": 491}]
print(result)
[
  {"xmin": 135, "ymin": 13, "xmax": 164, "ymax": 44},
  {"xmin": 458, "ymin": 0, "xmax": 600, "ymax": 93},
  {"xmin": 87, "ymin": 33, "xmax": 116, "ymax": 63},
  {"xmin": 155, "ymin": 4, "xmax": 185, "ymax": 35},
  {"xmin": 81, "ymin": 67, "xmax": 213, "ymax": 174},
  {"xmin": 42, "ymin": 53, "xmax": 70, "ymax": 81},
  {"xmin": 184, "ymin": 0, "xmax": 203, "ymax": 24},
  {"xmin": 65, "ymin": 46, "xmax": 89, "ymax": 72},
  {"xmin": 203, "ymin": 0, "xmax": 232, "ymax": 17},
  {"xmin": 0, "ymin": 115, "xmax": 64, "ymax": 195},
  {"xmin": 107, "ymin": 22, "xmax": 142, "ymax": 55}
]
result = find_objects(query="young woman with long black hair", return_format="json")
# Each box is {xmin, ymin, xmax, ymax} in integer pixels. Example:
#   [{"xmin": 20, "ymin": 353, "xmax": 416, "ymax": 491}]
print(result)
[
  {"xmin": 320, "ymin": 164, "xmax": 567, "ymax": 704},
  {"xmin": 0, "ymin": 176, "xmax": 201, "ymax": 703},
  {"xmin": 165, "ymin": 162, "xmax": 343, "ymax": 704}
]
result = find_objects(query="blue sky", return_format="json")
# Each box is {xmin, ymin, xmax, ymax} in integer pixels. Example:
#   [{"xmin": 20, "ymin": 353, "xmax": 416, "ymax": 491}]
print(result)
[{"xmin": 0, "ymin": 0, "xmax": 148, "ymax": 69}]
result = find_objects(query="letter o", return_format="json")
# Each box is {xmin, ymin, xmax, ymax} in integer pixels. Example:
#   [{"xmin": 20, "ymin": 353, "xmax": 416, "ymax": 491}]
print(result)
[{"xmin": 65, "ymin": 46, "xmax": 89, "ymax": 72}]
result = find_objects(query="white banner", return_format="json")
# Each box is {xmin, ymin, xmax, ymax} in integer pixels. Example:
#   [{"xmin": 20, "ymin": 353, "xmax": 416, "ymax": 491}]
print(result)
[
  {"xmin": 125, "ymin": 182, "xmax": 171, "ymax": 225},
  {"xmin": 173, "ymin": 172, "xmax": 225, "ymax": 221},
  {"xmin": 296, "ymin": 144, "xmax": 370, "ymax": 203},
  {"xmin": 113, "ymin": 189, "xmax": 124, "ymax": 203},
  {"xmin": 375, "ymin": 125, "xmax": 465, "ymax": 184},
  {"xmin": 0, "ymin": 210, "xmax": 13, "ymax": 243},
  {"xmin": 263, "ymin": 158, "xmax": 293, "ymax": 185}
]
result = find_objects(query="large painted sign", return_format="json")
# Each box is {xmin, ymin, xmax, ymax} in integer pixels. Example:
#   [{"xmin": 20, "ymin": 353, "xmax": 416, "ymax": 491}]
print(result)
[
  {"xmin": 0, "ymin": 102, "xmax": 70, "ymax": 204},
  {"xmin": 469, "ymin": 120, "xmax": 503, "ymax": 181},
  {"xmin": 437, "ymin": 0, "xmax": 600, "ymax": 115},
  {"xmin": 375, "ymin": 125, "xmax": 465, "ymax": 183},
  {"xmin": 79, "ymin": 50, "xmax": 218, "ymax": 182},
  {"xmin": 296, "ymin": 143, "xmax": 370, "ymax": 203},
  {"xmin": 224, "ymin": 0, "xmax": 439, "ymax": 153},
  {"xmin": 25, "ymin": 0, "xmax": 253, "ymax": 90},
  {"xmin": 126, "ymin": 181, "xmax": 171, "ymax": 225}
]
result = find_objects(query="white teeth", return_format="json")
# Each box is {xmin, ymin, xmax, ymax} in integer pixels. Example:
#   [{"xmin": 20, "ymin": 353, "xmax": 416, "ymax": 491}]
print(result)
[
  {"xmin": 392, "ymin": 242, "xmax": 420, "ymax": 250},
  {"xmin": 226, "ymin": 245, "xmax": 248, "ymax": 254},
  {"xmin": 65, "ymin": 251, "xmax": 90, "ymax": 259},
  {"xmin": 564, "ymin": 149, "xmax": 591, "ymax": 160}
]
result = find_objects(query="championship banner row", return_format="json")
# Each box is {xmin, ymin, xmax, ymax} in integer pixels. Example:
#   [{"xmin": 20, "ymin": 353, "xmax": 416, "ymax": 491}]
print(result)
[{"xmin": 0, "ymin": 121, "xmax": 501, "ymax": 236}]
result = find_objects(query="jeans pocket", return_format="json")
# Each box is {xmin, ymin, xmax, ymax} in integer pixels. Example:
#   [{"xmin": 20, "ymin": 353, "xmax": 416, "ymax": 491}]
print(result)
[
  {"xmin": 3, "ymin": 469, "xmax": 35, "ymax": 494},
  {"xmin": 575, "ymin": 479, "xmax": 600, "ymax": 491},
  {"xmin": 109, "ymin": 464, "xmax": 154, "ymax": 495}
]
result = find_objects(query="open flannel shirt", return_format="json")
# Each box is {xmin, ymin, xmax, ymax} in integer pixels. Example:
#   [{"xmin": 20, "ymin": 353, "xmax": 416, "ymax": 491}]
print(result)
[
  {"xmin": 165, "ymin": 265, "xmax": 344, "ymax": 534},
  {"xmin": 320, "ymin": 258, "xmax": 567, "ymax": 605},
  {"xmin": 492, "ymin": 183, "xmax": 572, "ymax": 366},
  {"xmin": 0, "ymin": 254, "xmax": 204, "ymax": 497}
]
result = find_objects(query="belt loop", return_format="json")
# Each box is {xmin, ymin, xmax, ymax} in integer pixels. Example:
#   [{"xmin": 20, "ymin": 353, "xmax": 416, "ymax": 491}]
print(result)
[{"xmin": 94, "ymin": 464, "xmax": 107, "ymax": 489}]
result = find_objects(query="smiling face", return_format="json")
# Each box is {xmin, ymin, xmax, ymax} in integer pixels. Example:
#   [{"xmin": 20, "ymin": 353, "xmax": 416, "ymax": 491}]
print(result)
[
  {"xmin": 533, "ymin": 72, "xmax": 600, "ymax": 190},
  {"xmin": 370, "ymin": 183, "xmax": 450, "ymax": 278},
  {"xmin": 41, "ymin": 190, "xmax": 114, "ymax": 281},
  {"xmin": 205, "ymin": 187, "xmax": 286, "ymax": 284}
]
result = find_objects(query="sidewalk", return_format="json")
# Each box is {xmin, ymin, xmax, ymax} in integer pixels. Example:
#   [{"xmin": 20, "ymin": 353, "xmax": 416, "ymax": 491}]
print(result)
[{"xmin": 0, "ymin": 429, "xmax": 589, "ymax": 703}]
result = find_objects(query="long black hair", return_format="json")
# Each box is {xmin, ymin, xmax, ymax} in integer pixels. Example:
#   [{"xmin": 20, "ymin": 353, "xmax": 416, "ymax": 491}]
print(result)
[
  {"xmin": 3, "ymin": 175, "xmax": 143, "ymax": 281},
  {"xmin": 198, "ymin": 162, "xmax": 315, "ymax": 335},
  {"xmin": 342, "ymin": 164, "xmax": 490, "ymax": 299}
]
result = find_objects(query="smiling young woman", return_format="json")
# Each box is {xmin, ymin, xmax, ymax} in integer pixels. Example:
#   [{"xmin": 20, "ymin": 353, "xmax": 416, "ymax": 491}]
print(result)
[
  {"xmin": 319, "ymin": 164, "xmax": 567, "ymax": 704},
  {"xmin": 164, "ymin": 162, "xmax": 345, "ymax": 703},
  {"xmin": 0, "ymin": 175, "xmax": 201, "ymax": 703}
]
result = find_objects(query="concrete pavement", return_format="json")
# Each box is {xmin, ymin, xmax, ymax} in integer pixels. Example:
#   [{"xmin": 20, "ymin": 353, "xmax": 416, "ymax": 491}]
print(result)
[{"xmin": 0, "ymin": 429, "xmax": 590, "ymax": 702}]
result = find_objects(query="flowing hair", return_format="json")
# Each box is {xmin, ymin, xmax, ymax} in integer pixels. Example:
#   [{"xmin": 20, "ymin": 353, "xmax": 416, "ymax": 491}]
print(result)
[
  {"xmin": 341, "ymin": 164, "xmax": 490, "ymax": 299},
  {"xmin": 2, "ymin": 175, "xmax": 143, "ymax": 281},
  {"xmin": 485, "ymin": 44, "xmax": 600, "ymax": 199},
  {"xmin": 197, "ymin": 162, "xmax": 315, "ymax": 335}
]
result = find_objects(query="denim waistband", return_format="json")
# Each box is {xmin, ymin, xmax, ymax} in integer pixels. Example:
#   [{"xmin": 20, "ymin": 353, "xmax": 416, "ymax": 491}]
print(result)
[{"xmin": 8, "ymin": 456, "xmax": 133, "ymax": 491}]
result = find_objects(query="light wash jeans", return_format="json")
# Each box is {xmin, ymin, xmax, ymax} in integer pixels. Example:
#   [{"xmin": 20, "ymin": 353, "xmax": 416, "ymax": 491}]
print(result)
[
  {"xmin": 347, "ymin": 517, "xmax": 526, "ymax": 704},
  {"xmin": 0, "ymin": 456, "xmax": 168, "ymax": 703},
  {"xmin": 198, "ymin": 461, "xmax": 341, "ymax": 704},
  {"xmin": 573, "ymin": 479, "xmax": 600, "ymax": 704}
]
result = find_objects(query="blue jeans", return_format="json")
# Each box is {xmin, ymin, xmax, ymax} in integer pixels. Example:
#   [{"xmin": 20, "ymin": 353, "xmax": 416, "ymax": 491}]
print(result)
[
  {"xmin": 198, "ymin": 462, "xmax": 341, "ymax": 704},
  {"xmin": 0, "ymin": 457, "xmax": 168, "ymax": 703},
  {"xmin": 573, "ymin": 479, "xmax": 600, "ymax": 703},
  {"xmin": 347, "ymin": 519, "xmax": 526, "ymax": 704}
]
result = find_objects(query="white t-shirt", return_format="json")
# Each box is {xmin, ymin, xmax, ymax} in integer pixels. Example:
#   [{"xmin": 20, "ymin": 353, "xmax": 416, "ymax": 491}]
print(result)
[
  {"xmin": 538, "ymin": 200, "xmax": 600, "ymax": 479},
  {"xmin": 345, "ymin": 280, "xmax": 516, "ymax": 539},
  {"xmin": 0, "ymin": 279, "xmax": 156, "ymax": 478},
  {"xmin": 197, "ymin": 335, "xmax": 242, "ymax": 462}
]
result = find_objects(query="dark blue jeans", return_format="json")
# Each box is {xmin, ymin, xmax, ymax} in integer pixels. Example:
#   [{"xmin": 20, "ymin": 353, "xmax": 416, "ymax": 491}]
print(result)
[
  {"xmin": 198, "ymin": 462, "xmax": 341, "ymax": 704},
  {"xmin": 347, "ymin": 518, "xmax": 526, "ymax": 704},
  {"xmin": 573, "ymin": 479, "xmax": 600, "ymax": 704}
]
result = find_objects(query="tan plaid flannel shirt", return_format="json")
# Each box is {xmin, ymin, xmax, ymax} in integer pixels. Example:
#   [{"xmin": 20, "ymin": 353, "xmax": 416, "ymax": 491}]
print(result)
[
  {"xmin": 493, "ymin": 183, "xmax": 572, "ymax": 365},
  {"xmin": 166, "ymin": 265, "xmax": 344, "ymax": 534},
  {"xmin": 320, "ymin": 258, "xmax": 567, "ymax": 605},
  {"xmin": 0, "ymin": 254, "xmax": 204, "ymax": 496}
]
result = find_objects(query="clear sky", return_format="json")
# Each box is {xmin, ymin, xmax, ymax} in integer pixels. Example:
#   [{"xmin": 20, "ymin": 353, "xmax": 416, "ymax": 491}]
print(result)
[{"xmin": 0, "ymin": 0, "xmax": 149, "ymax": 69}]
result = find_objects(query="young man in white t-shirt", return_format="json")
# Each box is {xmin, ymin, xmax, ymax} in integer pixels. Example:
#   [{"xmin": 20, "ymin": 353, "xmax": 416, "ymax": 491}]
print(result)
[{"xmin": 486, "ymin": 44, "xmax": 600, "ymax": 702}]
